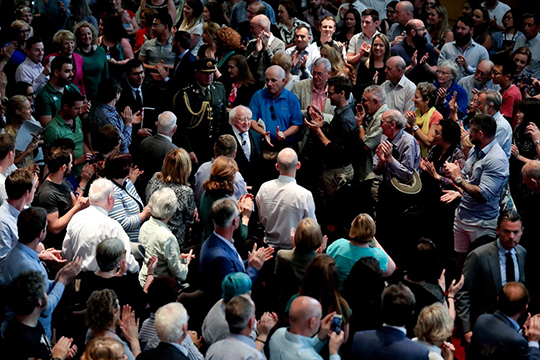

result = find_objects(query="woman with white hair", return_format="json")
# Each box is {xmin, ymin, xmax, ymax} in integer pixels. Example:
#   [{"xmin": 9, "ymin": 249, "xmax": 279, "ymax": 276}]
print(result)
[
  {"xmin": 434, "ymin": 60, "xmax": 468, "ymax": 119},
  {"xmin": 139, "ymin": 188, "xmax": 193, "ymax": 287}
]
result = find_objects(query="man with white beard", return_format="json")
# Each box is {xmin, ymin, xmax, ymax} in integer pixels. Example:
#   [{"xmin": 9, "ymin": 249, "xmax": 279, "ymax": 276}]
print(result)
[{"xmin": 458, "ymin": 59, "xmax": 501, "ymax": 103}]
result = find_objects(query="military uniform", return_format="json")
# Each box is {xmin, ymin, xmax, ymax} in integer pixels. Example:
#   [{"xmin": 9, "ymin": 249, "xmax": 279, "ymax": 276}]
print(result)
[{"xmin": 172, "ymin": 61, "xmax": 227, "ymax": 164}]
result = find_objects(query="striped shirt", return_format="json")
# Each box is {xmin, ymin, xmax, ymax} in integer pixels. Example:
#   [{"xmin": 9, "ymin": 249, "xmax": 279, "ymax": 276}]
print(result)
[{"xmin": 109, "ymin": 179, "xmax": 143, "ymax": 242}]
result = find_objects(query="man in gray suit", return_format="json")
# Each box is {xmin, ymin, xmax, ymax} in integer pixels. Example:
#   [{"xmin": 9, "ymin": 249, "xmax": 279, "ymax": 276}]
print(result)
[
  {"xmin": 457, "ymin": 210, "xmax": 527, "ymax": 345},
  {"xmin": 137, "ymin": 111, "xmax": 178, "ymax": 193}
]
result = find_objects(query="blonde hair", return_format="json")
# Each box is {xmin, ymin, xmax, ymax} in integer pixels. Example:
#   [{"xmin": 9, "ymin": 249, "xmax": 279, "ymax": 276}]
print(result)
[
  {"xmin": 81, "ymin": 337, "xmax": 125, "ymax": 360},
  {"xmin": 5, "ymin": 95, "xmax": 29, "ymax": 121},
  {"xmin": 203, "ymin": 21, "xmax": 220, "ymax": 40},
  {"xmin": 414, "ymin": 302, "xmax": 454, "ymax": 346},
  {"xmin": 157, "ymin": 148, "xmax": 191, "ymax": 185},
  {"xmin": 53, "ymin": 30, "xmax": 76, "ymax": 47},
  {"xmin": 11, "ymin": 20, "xmax": 29, "ymax": 31},
  {"xmin": 272, "ymin": 52, "xmax": 292, "ymax": 74},
  {"xmin": 294, "ymin": 218, "xmax": 322, "ymax": 253},
  {"xmin": 349, "ymin": 213, "xmax": 376, "ymax": 243},
  {"xmin": 322, "ymin": 43, "xmax": 345, "ymax": 77},
  {"xmin": 75, "ymin": 21, "xmax": 98, "ymax": 46}
]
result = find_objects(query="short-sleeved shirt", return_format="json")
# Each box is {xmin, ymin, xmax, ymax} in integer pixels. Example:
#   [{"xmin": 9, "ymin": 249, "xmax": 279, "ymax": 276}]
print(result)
[
  {"xmin": 248, "ymin": 88, "xmax": 303, "ymax": 143},
  {"xmin": 481, "ymin": 1, "xmax": 510, "ymax": 28},
  {"xmin": 35, "ymin": 82, "xmax": 80, "ymax": 118},
  {"xmin": 348, "ymin": 31, "xmax": 379, "ymax": 73},
  {"xmin": 33, "ymin": 180, "xmax": 74, "ymax": 248},
  {"xmin": 382, "ymin": 76, "xmax": 416, "ymax": 114},
  {"xmin": 139, "ymin": 36, "xmax": 176, "ymax": 67},
  {"xmin": 43, "ymin": 113, "xmax": 84, "ymax": 176}
]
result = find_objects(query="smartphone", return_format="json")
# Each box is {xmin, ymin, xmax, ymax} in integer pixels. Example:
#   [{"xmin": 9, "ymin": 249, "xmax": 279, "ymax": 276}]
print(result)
[
  {"xmin": 330, "ymin": 314, "xmax": 342, "ymax": 334},
  {"xmin": 106, "ymin": 54, "xmax": 111, "ymax": 60},
  {"xmin": 523, "ymin": 77, "xmax": 533, "ymax": 86}
]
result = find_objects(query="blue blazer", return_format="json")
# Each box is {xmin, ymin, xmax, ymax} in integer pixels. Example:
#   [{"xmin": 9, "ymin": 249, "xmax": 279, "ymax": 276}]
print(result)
[
  {"xmin": 350, "ymin": 326, "xmax": 429, "ymax": 360},
  {"xmin": 470, "ymin": 310, "xmax": 540, "ymax": 360},
  {"xmin": 199, "ymin": 232, "xmax": 258, "ymax": 302}
]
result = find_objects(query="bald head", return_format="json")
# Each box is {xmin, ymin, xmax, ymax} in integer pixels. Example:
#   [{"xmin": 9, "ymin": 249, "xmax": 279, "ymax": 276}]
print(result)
[
  {"xmin": 266, "ymin": 65, "xmax": 286, "ymax": 81},
  {"xmin": 388, "ymin": 56, "xmax": 406, "ymax": 70},
  {"xmin": 276, "ymin": 148, "xmax": 299, "ymax": 176},
  {"xmin": 522, "ymin": 160, "xmax": 540, "ymax": 192},
  {"xmin": 396, "ymin": 1, "xmax": 414, "ymax": 24},
  {"xmin": 251, "ymin": 14, "xmax": 270, "ymax": 32},
  {"xmin": 289, "ymin": 296, "xmax": 322, "ymax": 337}
]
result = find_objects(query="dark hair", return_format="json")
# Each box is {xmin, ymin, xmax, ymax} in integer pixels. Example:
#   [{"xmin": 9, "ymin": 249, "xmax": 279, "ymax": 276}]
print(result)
[
  {"xmin": 25, "ymin": 37, "xmax": 43, "ymax": 49},
  {"xmin": 5, "ymin": 168, "xmax": 34, "ymax": 200},
  {"xmin": 6, "ymin": 271, "xmax": 47, "ymax": 315},
  {"xmin": 0, "ymin": 133, "xmax": 16, "ymax": 160},
  {"xmin": 173, "ymin": 30, "xmax": 191, "ymax": 50},
  {"xmin": 155, "ymin": 11, "xmax": 173, "ymax": 30},
  {"xmin": 18, "ymin": 207, "xmax": 47, "ymax": 244},
  {"xmin": 93, "ymin": 124, "xmax": 120, "ymax": 154},
  {"xmin": 124, "ymin": 58, "xmax": 143, "ymax": 73},
  {"xmin": 382, "ymin": 283, "xmax": 416, "ymax": 326},
  {"xmin": 328, "ymin": 76, "xmax": 352, "ymax": 99},
  {"xmin": 503, "ymin": 9, "xmax": 521, "ymax": 30},
  {"xmin": 98, "ymin": 78, "xmax": 122, "ymax": 103},
  {"xmin": 214, "ymin": 134, "xmax": 237, "ymax": 157},
  {"xmin": 517, "ymin": 98, "xmax": 540, "ymax": 129},
  {"xmin": 51, "ymin": 55, "xmax": 73, "ymax": 73},
  {"xmin": 279, "ymin": 0, "xmax": 299, "ymax": 19},
  {"xmin": 407, "ymin": 238, "xmax": 441, "ymax": 284},
  {"xmin": 205, "ymin": 2, "xmax": 226, "ymax": 25},
  {"xmin": 457, "ymin": 15, "xmax": 475, "ymax": 29},
  {"xmin": 295, "ymin": 24, "xmax": 310, "ymax": 36},
  {"xmin": 105, "ymin": 153, "xmax": 132, "ymax": 179},
  {"xmin": 498, "ymin": 282, "xmax": 529, "ymax": 316},
  {"xmin": 470, "ymin": 114, "xmax": 497, "ymax": 138},
  {"xmin": 11, "ymin": 81, "xmax": 33, "ymax": 97},
  {"xmin": 86, "ymin": 289, "xmax": 118, "ymax": 330},
  {"xmin": 47, "ymin": 148, "xmax": 72, "ymax": 173},
  {"xmin": 497, "ymin": 209, "xmax": 522, "ymax": 227},
  {"xmin": 522, "ymin": 12, "xmax": 540, "ymax": 27},
  {"xmin": 344, "ymin": 8, "xmax": 362, "ymax": 33},
  {"xmin": 148, "ymin": 276, "xmax": 180, "ymax": 313},
  {"xmin": 494, "ymin": 57, "xmax": 518, "ymax": 76},
  {"xmin": 101, "ymin": 16, "xmax": 128, "ymax": 42},
  {"xmin": 439, "ymin": 118, "xmax": 461, "ymax": 144},
  {"xmin": 61, "ymin": 89, "xmax": 85, "ymax": 108},
  {"xmin": 228, "ymin": 55, "xmax": 255, "ymax": 86},
  {"xmin": 473, "ymin": 7, "xmax": 490, "ymax": 23},
  {"xmin": 362, "ymin": 8, "xmax": 379, "ymax": 23},
  {"xmin": 50, "ymin": 137, "xmax": 76, "ymax": 152}
]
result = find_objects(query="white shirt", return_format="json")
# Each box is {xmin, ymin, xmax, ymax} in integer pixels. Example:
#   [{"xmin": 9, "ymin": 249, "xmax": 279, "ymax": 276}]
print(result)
[
  {"xmin": 62, "ymin": 205, "xmax": 139, "ymax": 273},
  {"xmin": 482, "ymin": 1, "xmax": 510, "ymax": 28},
  {"xmin": 256, "ymin": 175, "xmax": 316, "ymax": 248},
  {"xmin": 0, "ymin": 173, "xmax": 6, "ymax": 206},
  {"xmin": 337, "ymin": 0, "xmax": 367, "ymax": 23},
  {"xmin": 382, "ymin": 75, "xmax": 416, "ymax": 113},
  {"xmin": 348, "ymin": 30, "xmax": 379, "ymax": 73},
  {"xmin": 15, "ymin": 57, "xmax": 49, "ymax": 94}
]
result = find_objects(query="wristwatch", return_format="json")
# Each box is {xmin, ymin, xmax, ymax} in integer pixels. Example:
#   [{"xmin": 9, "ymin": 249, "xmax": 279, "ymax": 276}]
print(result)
[
  {"xmin": 412, "ymin": 125, "xmax": 419, "ymax": 132},
  {"xmin": 535, "ymin": 139, "xmax": 540, "ymax": 145},
  {"xmin": 455, "ymin": 176, "xmax": 464, "ymax": 185}
]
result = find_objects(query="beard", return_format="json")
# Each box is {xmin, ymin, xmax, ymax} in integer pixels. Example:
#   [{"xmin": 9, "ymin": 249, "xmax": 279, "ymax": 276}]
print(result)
[
  {"xmin": 455, "ymin": 33, "xmax": 471, "ymax": 47},
  {"xmin": 473, "ymin": 77, "xmax": 485, "ymax": 87},
  {"xmin": 412, "ymin": 34, "xmax": 427, "ymax": 48}
]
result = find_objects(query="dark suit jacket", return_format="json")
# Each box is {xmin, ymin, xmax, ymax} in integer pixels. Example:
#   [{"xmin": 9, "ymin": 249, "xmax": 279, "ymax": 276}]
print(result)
[
  {"xmin": 137, "ymin": 133, "xmax": 178, "ymax": 195},
  {"xmin": 225, "ymin": 126, "xmax": 263, "ymax": 191},
  {"xmin": 170, "ymin": 51, "xmax": 197, "ymax": 93},
  {"xmin": 136, "ymin": 342, "xmax": 189, "ymax": 360},
  {"xmin": 457, "ymin": 241, "xmax": 527, "ymax": 334},
  {"xmin": 470, "ymin": 310, "xmax": 540, "ymax": 360},
  {"xmin": 199, "ymin": 232, "xmax": 258, "ymax": 304},
  {"xmin": 350, "ymin": 327, "xmax": 429, "ymax": 360}
]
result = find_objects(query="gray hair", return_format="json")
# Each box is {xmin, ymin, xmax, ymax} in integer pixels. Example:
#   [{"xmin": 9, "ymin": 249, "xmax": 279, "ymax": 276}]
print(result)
[
  {"xmin": 155, "ymin": 303, "xmax": 189, "ymax": 342},
  {"xmin": 314, "ymin": 57, "xmax": 331, "ymax": 72},
  {"xmin": 389, "ymin": 56, "xmax": 406, "ymax": 70},
  {"xmin": 229, "ymin": 105, "xmax": 253, "ymax": 126},
  {"xmin": 211, "ymin": 198, "xmax": 239, "ymax": 228},
  {"xmin": 266, "ymin": 65, "xmax": 286, "ymax": 80},
  {"xmin": 148, "ymin": 188, "xmax": 178, "ymax": 220},
  {"xmin": 252, "ymin": 14, "xmax": 270, "ymax": 30},
  {"xmin": 226, "ymin": 295, "xmax": 255, "ymax": 334},
  {"xmin": 89, "ymin": 178, "xmax": 114, "ymax": 206},
  {"xmin": 481, "ymin": 90, "xmax": 502, "ymax": 112},
  {"xmin": 438, "ymin": 59, "xmax": 458, "ymax": 79},
  {"xmin": 364, "ymin": 85, "xmax": 386, "ymax": 103},
  {"xmin": 96, "ymin": 237, "xmax": 124, "ymax": 272},
  {"xmin": 157, "ymin": 111, "xmax": 177, "ymax": 134},
  {"xmin": 384, "ymin": 110, "xmax": 407, "ymax": 129}
]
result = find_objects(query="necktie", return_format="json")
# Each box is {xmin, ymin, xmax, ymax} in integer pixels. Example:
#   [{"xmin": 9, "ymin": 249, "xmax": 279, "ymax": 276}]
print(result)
[
  {"xmin": 135, "ymin": 89, "xmax": 143, "ymax": 111},
  {"xmin": 506, "ymin": 252, "xmax": 515, "ymax": 283},
  {"xmin": 241, "ymin": 132, "xmax": 250, "ymax": 160}
]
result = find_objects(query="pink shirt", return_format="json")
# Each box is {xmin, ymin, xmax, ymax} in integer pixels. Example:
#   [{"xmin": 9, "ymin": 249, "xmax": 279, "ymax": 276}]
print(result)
[{"xmin": 311, "ymin": 84, "xmax": 327, "ymax": 114}]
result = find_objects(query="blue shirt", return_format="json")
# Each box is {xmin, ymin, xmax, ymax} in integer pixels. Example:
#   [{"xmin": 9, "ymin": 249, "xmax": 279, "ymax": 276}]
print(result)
[
  {"xmin": 91, "ymin": 103, "xmax": 132, "ymax": 153},
  {"xmin": 434, "ymin": 81, "xmax": 468, "ymax": 119},
  {"xmin": 493, "ymin": 111, "xmax": 512, "ymax": 158},
  {"xmin": 3, "ymin": 242, "xmax": 65, "ymax": 339},
  {"xmin": 0, "ymin": 201, "xmax": 20, "ymax": 285},
  {"xmin": 206, "ymin": 334, "xmax": 264, "ymax": 360},
  {"xmin": 458, "ymin": 139, "xmax": 509, "ymax": 221},
  {"xmin": 230, "ymin": 1, "xmax": 275, "ymax": 29},
  {"xmin": 513, "ymin": 33, "xmax": 540, "ymax": 79},
  {"xmin": 497, "ymin": 239, "xmax": 518, "ymax": 286},
  {"xmin": 269, "ymin": 327, "xmax": 339, "ymax": 360},
  {"xmin": 438, "ymin": 40, "xmax": 489, "ymax": 81},
  {"xmin": 249, "ymin": 88, "xmax": 303, "ymax": 142}
]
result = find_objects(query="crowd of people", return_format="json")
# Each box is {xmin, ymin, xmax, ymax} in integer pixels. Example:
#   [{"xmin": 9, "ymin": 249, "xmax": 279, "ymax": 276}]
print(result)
[{"xmin": 1, "ymin": 0, "xmax": 540, "ymax": 359}]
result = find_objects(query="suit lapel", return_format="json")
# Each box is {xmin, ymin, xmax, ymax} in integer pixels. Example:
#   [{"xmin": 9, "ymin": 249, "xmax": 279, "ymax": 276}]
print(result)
[
  {"xmin": 488, "ymin": 243, "xmax": 502, "ymax": 289},
  {"xmin": 517, "ymin": 246, "xmax": 526, "ymax": 283}
]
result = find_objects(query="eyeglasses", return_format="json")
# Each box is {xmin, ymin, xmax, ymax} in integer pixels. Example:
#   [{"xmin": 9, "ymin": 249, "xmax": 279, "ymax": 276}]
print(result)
[
  {"xmin": 26, "ymin": 92, "xmax": 36, "ymax": 97},
  {"xmin": 475, "ymin": 69, "xmax": 490, "ymax": 77},
  {"xmin": 436, "ymin": 70, "xmax": 452, "ymax": 75},
  {"xmin": 386, "ymin": 9, "xmax": 396, "ymax": 13},
  {"xmin": 326, "ymin": 91, "xmax": 336, "ymax": 96},
  {"xmin": 270, "ymin": 105, "xmax": 276, "ymax": 120},
  {"xmin": 235, "ymin": 116, "xmax": 250, "ymax": 123},
  {"xmin": 361, "ymin": 97, "xmax": 373, "ymax": 103},
  {"xmin": 491, "ymin": 70, "xmax": 502, "ymax": 76}
]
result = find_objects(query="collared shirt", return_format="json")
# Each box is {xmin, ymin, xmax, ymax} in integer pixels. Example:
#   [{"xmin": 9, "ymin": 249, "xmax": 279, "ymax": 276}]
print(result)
[
  {"xmin": 249, "ymin": 88, "xmax": 303, "ymax": 142},
  {"xmin": 139, "ymin": 36, "xmax": 176, "ymax": 67},
  {"xmin": 0, "ymin": 173, "xmax": 6, "ymax": 206},
  {"xmin": 388, "ymin": 22, "xmax": 405, "ymax": 42},
  {"xmin": 382, "ymin": 75, "xmax": 416, "ymax": 113},
  {"xmin": 3, "ymin": 242, "xmax": 66, "ymax": 339},
  {"xmin": 497, "ymin": 239, "xmax": 518, "ymax": 286},
  {"xmin": 92, "ymin": 103, "xmax": 132, "ymax": 153},
  {"xmin": 35, "ymin": 81, "xmax": 80, "ymax": 117},
  {"xmin": 212, "ymin": 231, "xmax": 244, "ymax": 269},
  {"xmin": 256, "ymin": 175, "xmax": 316, "ymax": 248},
  {"xmin": 206, "ymin": 334, "xmax": 265, "ymax": 360},
  {"xmin": 336, "ymin": 0, "xmax": 367, "ymax": 23},
  {"xmin": 438, "ymin": 40, "xmax": 490, "ymax": 81},
  {"xmin": 0, "ymin": 201, "xmax": 20, "ymax": 284},
  {"xmin": 193, "ymin": 159, "xmax": 248, "ymax": 208},
  {"xmin": 390, "ymin": 39, "xmax": 437, "ymax": 84},
  {"xmin": 276, "ymin": 18, "xmax": 313, "ymax": 46},
  {"xmin": 129, "ymin": 84, "xmax": 143, "ymax": 105},
  {"xmin": 513, "ymin": 33, "xmax": 540, "ymax": 79},
  {"xmin": 358, "ymin": 104, "xmax": 386, "ymax": 181},
  {"xmin": 348, "ymin": 30, "xmax": 379, "ymax": 73},
  {"xmin": 269, "ymin": 327, "xmax": 339, "ymax": 360},
  {"xmin": 493, "ymin": 111, "xmax": 512, "ymax": 158},
  {"xmin": 458, "ymin": 75, "xmax": 501, "ymax": 103},
  {"xmin": 286, "ymin": 42, "xmax": 321, "ymax": 77},
  {"xmin": 434, "ymin": 81, "xmax": 469, "ymax": 119},
  {"xmin": 232, "ymin": 126, "xmax": 251, "ymax": 157},
  {"xmin": 43, "ymin": 113, "xmax": 84, "ymax": 176},
  {"xmin": 15, "ymin": 57, "xmax": 48, "ymax": 94},
  {"xmin": 311, "ymin": 83, "xmax": 327, "ymax": 114},
  {"xmin": 373, "ymin": 128, "xmax": 421, "ymax": 187},
  {"xmin": 360, "ymin": 0, "xmax": 391, "ymax": 20},
  {"xmin": 458, "ymin": 139, "xmax": 509, "ymax": 221},
  {"xmin": 382, "ymin": 324, "xmax": 407, "ymax": 335},
  {"xmin": 322, "ymin": 103, "xmax": 358, "ymax": 169},
  {"xmin": 62, "ymin": 205, "xmax": 139, "ymax": 273}
]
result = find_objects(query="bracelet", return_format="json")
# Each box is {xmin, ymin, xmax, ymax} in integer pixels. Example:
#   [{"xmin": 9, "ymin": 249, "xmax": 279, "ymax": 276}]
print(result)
[
  {"xmin": 78, "ymin": 185, "xmax": 85, "ymax": 191},
  {"xmin": 447, "ymin": 296, "xmax": 454, "ymax": 300},
  {"xmin": 255, "ymin": 338, "xmax": 266, "ymax": 344}
]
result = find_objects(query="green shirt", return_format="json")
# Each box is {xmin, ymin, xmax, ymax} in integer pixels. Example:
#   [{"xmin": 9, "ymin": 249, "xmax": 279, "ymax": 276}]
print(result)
[
  {"xmin": 75, "ymin": 46, "xmax": 109, "ymax": 102},
  {"xmin": 43, "ymin": 113, "xmax": 84, "ymax": 177},
  {"xmin": 35, "ymin": 82, "xmax": 80, "ymax": 118}
]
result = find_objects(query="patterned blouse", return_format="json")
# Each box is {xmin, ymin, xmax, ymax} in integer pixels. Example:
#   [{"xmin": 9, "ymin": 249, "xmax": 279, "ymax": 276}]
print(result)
[
  {"xmin": 109, "ymin": 178, "xmax": 144, "ymax": 242},
  {"xmin": 145, "ymin": 173, "xmax": 196, "ymax": 247}
]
